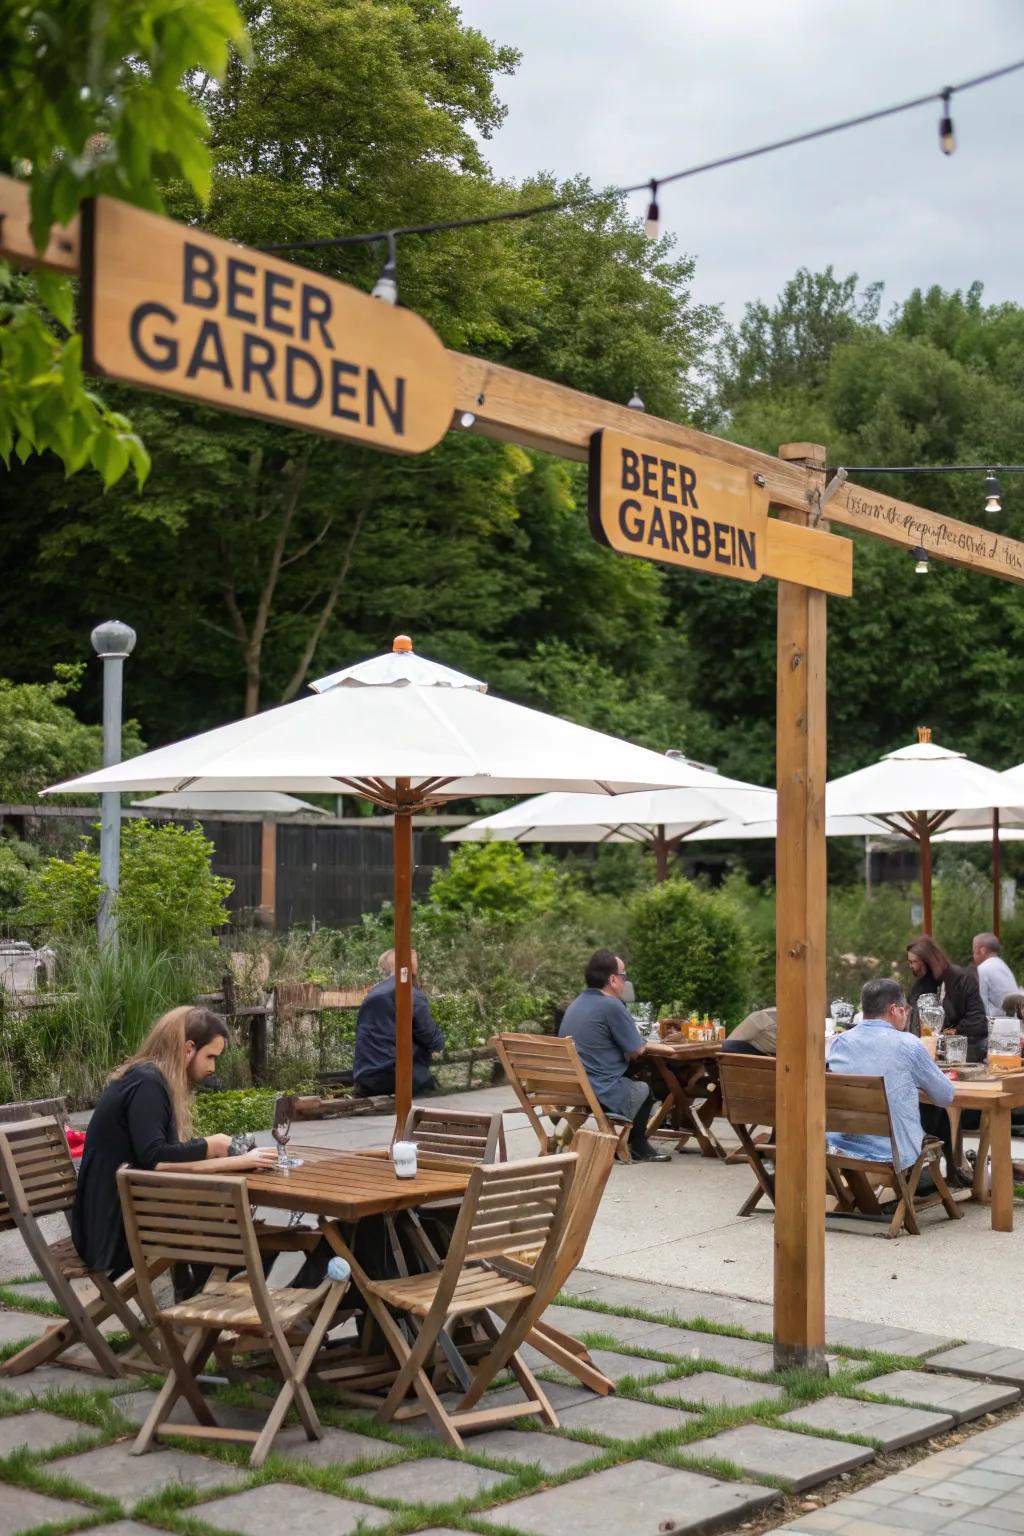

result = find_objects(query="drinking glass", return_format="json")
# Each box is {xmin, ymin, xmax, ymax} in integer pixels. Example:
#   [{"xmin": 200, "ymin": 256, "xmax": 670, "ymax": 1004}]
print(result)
[
  {"xmin": 944, "ymin": 1035, "xmax": 968, "ymax": 1066},
  {"xmin": 831, "ymin": 999, "xmax": 854, "ymax": 1031},
  {"xmin": 271, "ymin": 1096, "xmax": 303, "ymax": 1170}
]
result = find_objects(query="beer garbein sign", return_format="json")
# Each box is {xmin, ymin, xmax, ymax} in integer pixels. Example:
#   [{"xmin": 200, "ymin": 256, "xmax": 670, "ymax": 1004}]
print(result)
[{"xmin": 80, "ymin": 198, "xmax": 455, "ymax": 455}]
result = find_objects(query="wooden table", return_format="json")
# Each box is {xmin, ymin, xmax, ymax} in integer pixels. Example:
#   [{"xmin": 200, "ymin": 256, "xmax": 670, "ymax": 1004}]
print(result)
[
  {"xmin": 248, "ymin": 1145, "xmax": 471, "ymax": 1401},
  {"xmin": 639, "ymin": 1041, "xmax": 724, "ymax": 1158},
  {"xmin": 945, "ymin": 1073, "xmax": 1024, "ymax": 1233}
]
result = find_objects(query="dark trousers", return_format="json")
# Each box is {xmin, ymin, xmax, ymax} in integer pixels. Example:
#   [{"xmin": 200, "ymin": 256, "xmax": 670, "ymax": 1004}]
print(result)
[
  {"xmin": 721, "ymin": 1038, "xmax": 765, "ymax": 1055},
  {"xmin": 354, "ymin": 1065, "xmax": 436, "ymax": 1097},
  {"xmin": 919, "ymin": 1103, "xmax": 968, "ymax": 1180},
  {"xmin": 624, "ymin": 1087, "xmax": 655, "ymax": 1153}
]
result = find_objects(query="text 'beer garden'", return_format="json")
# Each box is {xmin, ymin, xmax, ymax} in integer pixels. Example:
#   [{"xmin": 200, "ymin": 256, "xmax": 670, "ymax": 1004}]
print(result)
[
  {"xmin": 81, "ymin": 197, "xmax": 455, "ymax": 455},
  {"xmin": 588, "ymin": 428, "xmax": 770, "ymax": 584}
]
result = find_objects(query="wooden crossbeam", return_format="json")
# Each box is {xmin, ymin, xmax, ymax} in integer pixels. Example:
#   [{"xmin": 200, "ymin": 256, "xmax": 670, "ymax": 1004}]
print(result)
[{"xmin": 828, "ymin": 479, "xmax": 1024, "ymax": 586}]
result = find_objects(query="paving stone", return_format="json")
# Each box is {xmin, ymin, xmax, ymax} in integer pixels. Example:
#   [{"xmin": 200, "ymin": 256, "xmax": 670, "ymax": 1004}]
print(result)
[
  {"xmin": 47, "ymin": 1442, "xmax": 248, "ymax": 1500},
  {"xmin": 0, "ymin": 1365, "xmax": 133, "ymax": 1399},
  {"xmin": 556, "ymin": 1393, "xmax": 697, "ymax": 1440},
  {"xmin": 856, "ymin": 1369, "xmax": 1020, "ymax": 1423},
  {"xmin": 268, "ymin": 1424, "xmax": 405, "ymax": 1467},
  {"xmin": 480, "ymin": 1458, "xmax": 779, "ymax": 1536},
  {"xmin": 532, "ymin": 1344, "xmax": 670, "ymax": 1383},
  {"xmin": 0, "ymin": 1311, "xmax": 50, "ymax": 1345},
  {"xmin": 349, "ymin": 1456, "xmax": 512, "ymax": 1503},
  {"xmin": 381, "ymin": 1417, "xmax": 597, "ymax": 1472},
  {"xmin": 0, "ymin": 1410, "xmax": 100, "ymax": 1456},
  {"xmin": 927, "ymin": 1342, "xmax": 1024, "ymax": 1386},
  {"xmin": 781, "ymin": 1394, "xmax": 954, "ymax": 1450},
  {"xmin": 650, "ymin": 1370, "xmax": 784, "ymax": 1409},
  {"xmin": 681, "ymin": 1424, "xmax": 873, "ymax": 1492},
  {"xmin": 64, "ymin": 1525, "xmax": 176, "ymax": 1536},
  {"xmin": 0, "ymin": 1483, "xmax": 89, "ymax": 1536},
  {"xmin": 110, "ymin": 1390, "xmax": 265, "ymax": 1432},
  {"xmin": 542, "ymin": 1304, "xmax": 653, "ymax": 1344},
  {"xmin": 195, "ymin": 1483, "xmax": 384, "ymax": 1536},
  {"xmin": 484, "ymin": 1380, "xmax": 599, "ymax": 1413},
  {"xmin": 604, "ymin": 1322, "xmax": 779, "ymax": 1373}
]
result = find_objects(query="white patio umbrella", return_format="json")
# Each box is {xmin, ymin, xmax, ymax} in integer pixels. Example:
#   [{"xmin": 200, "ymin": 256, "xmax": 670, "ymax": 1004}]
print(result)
[
  {"xmin": 445, "ymin": 768, "xmax": 776, "ymax": 879},
  {"xmin": 685, "ymin": 813, "xmax": 888, "ymax": 842},
  {"xmin": 132, "ymin": 790, "xmax": 329, "ymax": 818},
  {"xmin": 825, "ymin": 728, "xmax": 1024, "ymax": 934},
  {"xmin": 47, "ymin": 636, "xmax": 709, "ymax": 1127}
]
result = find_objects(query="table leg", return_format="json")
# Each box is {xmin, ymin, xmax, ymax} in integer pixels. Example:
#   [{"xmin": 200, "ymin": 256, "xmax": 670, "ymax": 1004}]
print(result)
[
  {"xmin": 652, "ymin": 1059, "xmax": 722, "ymax": 1158},
  {"xmin": 989, "ymin": 1105, "xmax": 1014, "ymax": 1232}
]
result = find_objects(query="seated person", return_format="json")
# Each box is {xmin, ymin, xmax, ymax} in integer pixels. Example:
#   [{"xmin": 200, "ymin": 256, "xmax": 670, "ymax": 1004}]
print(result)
[
  {"xmin": 972, "ymin": 931, "xmax": 1019, "ymax": 1018},
  {"xmin": 826, "ymin": 977, "xmax": 954, "ymax": 1185},
  {"xmin": 907, "ymin": 935, "xmax": 988, "ymax": 1062},
  {"xmin": 73, "ymin": 1007, "xmax": 276, "ymax": 1280},
  {"xmin": 353, "ymin": 948, "xmax": 443, "ymax": 1097},
  {"xmin": 722, "ymin": 1006, "xmax": 777, "ymax": 1055},
  {"xmin": 558, "ymin": 948, "xmax": 669, "ymax": 1163}
]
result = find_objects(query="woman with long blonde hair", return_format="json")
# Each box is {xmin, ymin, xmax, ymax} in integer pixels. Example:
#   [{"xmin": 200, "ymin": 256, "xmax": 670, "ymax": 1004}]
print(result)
[{"xmin": 73, "ymin": 1006, "xmax": 275, "ymax": 1276}]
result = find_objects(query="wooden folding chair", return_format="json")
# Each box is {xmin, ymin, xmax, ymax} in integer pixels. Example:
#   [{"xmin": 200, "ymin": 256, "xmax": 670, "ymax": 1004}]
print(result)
[
  {"xmin": 404, "ymin": 1104, "xmax": 506, "ymax": 1165},
  {"xmin": 117, "ymin": 1167, "xmax": 349, "ymax": 1467},
  {"xmin": 0, "ymin": 1117, "xmax": 163, "ymax": 1379},
  {"xmin": 494, "ymin": 1032, "xmax": 633, "ymax": 1160},
  {"xmin": 825, "ymin": 1073, "xmax": 962, "ymax": 1238},
  {"xmin": 364, "ymin": 1153, "xmax": 576, "ymax": 1448},
  {"xmin": 718, "ymin": 1054, "xmax": 778, "ymax": 1217}
]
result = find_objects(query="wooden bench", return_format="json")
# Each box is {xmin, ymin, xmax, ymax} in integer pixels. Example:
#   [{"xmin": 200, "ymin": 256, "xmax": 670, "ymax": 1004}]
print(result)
[{"xmin": 718, "ymin": 1053, "xmax": 777, "ymax": 1216}]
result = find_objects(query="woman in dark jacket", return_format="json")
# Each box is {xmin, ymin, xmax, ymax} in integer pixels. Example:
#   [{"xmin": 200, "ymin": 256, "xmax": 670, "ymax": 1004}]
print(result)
[
  {"xmin": 72, "ymin": 1006, "xmax": 276, "ymax": 1277},
  {"xmin": 906, "ymin": 935, "xmax": 988, "ymax": 1062}
]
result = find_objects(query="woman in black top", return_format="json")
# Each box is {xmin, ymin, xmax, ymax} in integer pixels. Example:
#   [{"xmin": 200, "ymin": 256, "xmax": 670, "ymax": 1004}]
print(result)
[
  {"xmin": 72, "ymin": 1006, "xmax": 275, "ymax": 1276},
  {"xmin": 907, "ymin": 935, "xmax": 988, "ymax": 1063}
]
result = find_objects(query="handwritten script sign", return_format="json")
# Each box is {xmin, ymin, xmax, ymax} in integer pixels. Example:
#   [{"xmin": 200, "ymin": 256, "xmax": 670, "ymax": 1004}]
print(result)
[
  {"xmin": 830, "ymin": 482, "xmax": 1024, "ymax": 585},
  {"xmin": 588, "ymin": 428, "xmax": 770, "ymax": 583},
  {"xmin": 81, "ymin": 197, "xmax": 454, "ymax": 454}
]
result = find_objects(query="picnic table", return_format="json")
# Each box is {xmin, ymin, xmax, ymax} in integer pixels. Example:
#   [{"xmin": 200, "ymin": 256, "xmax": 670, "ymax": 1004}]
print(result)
[
  {"xmin": 945, "ymin": 1072, "xmax": 1024, "ymax": 1233},
  {"xmin": 640, "ymin": 1039, "xmax": 724, "ymax": 1158}
]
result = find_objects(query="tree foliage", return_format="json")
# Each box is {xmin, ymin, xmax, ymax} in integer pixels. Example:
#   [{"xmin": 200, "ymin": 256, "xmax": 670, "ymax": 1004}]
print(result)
[
  {"xmin": 627, "ymin": 878, "xmax": 751, "ymax": 1026},
  {"xmin": 0, "ymin": 665, "xmax": 144, "ymax": 803}
]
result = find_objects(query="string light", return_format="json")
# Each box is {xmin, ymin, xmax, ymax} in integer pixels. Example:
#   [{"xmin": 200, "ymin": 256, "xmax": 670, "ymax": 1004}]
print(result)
[
  {"xmin": 913, "ymin": 546, "xmax": 930, "ymax": 575},
  {"xmin": 370, "ymin": 233, "xmax": 397, "ymax": 304},
  {"xmin": 985, "ymin": 471, "xmax": 1002, "ymax": 514},
  {"xmin": 939, "ymin": 89, "xmax": 956, "ymax": 155},
  {"xmin": 627, "ymin": 388, "xmax": 646, "ymax": 411},
  {"xmin": 644, "ymin": 180, "xmax": 659, "ymax": 240},
  {"xmin": 260, "ymin": 58, "xmax": 1024, "ymax": 259}
]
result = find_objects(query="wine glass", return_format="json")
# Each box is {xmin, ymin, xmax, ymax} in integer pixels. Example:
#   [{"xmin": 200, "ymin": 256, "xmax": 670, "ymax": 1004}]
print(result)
[{"xmin": 271, "ymin": 1096, "xmax": 303, "ymax": 1171}]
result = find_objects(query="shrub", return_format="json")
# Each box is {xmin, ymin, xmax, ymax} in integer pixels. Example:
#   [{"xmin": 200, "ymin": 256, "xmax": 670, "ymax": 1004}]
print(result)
[
  {"xmin": 0, "ymin": 840, "xmax": 37, "ymax": 922},
  {"xmin": 427, "ymin": 843, "xmax": 565, "ymax": 921},
  {"xmin": 19, "ymin": 818, "xmax": 233, "ymax": 951},
  {"xmin": 627, "ymin": 878, "xmax": 751, "ymax": 1026},
  {"xmin": 193, "ymin": 1089, "xmax": 278, "ymax": 1138}
]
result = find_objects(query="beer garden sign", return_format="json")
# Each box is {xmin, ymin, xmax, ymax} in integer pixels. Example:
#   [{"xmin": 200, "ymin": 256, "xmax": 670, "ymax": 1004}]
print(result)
[{"xmin": 6, "ymin": 176, "xmax": 1024, "ymax": 1375}]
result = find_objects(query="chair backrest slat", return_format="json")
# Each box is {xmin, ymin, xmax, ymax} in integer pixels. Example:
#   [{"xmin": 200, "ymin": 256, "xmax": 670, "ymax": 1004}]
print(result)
[
  {"xmin": 403, "ymin": 1105, "xmax": 505, "ymax": 1164},
  {"xmin": 118, "ymin": 1169, "xmax": 250, "ymax": 1272},
  {"xmin": 453, "ymin": 1154, "xmax": 575, "ymax": 1264},
  {"xmin": 495, "ymin": 1034, "xmax": 606, "ymax": 1143},
  {"xmin": 825, "ymin": 1073, "xmax": 896, "ymax": 1141},
  {"xmin": 719, "ymin": 1053, "xmax": 777, "ymax": 1127},
  {"xmin": 0, "ymin": 1117, "xmax": 77, "ymax": 1229}
]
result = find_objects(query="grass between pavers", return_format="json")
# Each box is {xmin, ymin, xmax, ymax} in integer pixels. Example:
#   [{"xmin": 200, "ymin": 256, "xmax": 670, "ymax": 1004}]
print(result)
[{"xmin": 0, "ymin": 1285, "xmax": 64, "ymax": 1319}]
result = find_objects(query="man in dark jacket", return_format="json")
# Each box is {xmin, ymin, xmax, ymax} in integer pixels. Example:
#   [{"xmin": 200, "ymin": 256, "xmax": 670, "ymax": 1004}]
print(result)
[{"xmin": 353, "ymin": 949, "xmax": 444, "ymax": 1096}]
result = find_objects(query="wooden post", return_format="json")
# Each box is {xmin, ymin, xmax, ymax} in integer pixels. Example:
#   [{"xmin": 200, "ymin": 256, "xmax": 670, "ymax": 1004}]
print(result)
[
  {"xmin": 393, "ymin": 789, "xmax": 414, "ymax": 1132},
  {"xmin": 773, "ymin": 444, "xmax": 828, "ymax": 1374},
  {"xmin": 259, "ymin": 820, "xmax": 277, "ymax": 929},
  {"xmin": 993, "ymin": 809, "xmax": 1002, "ymax": 938}
]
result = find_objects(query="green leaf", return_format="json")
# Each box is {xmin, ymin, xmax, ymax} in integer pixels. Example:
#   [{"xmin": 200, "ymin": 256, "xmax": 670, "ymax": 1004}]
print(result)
[{"xmin": 34, "ymin": 271, "xmax": 75, "ymax": 332}]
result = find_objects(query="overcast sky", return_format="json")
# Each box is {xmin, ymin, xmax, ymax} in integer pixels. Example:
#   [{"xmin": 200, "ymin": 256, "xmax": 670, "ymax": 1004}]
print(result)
[{"xmin": 457, "ymin": 0, "xmax": 1024, "ymax": 327}]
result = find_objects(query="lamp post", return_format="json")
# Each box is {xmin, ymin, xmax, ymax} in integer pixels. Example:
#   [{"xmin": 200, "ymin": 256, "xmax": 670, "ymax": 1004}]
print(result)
[{"xmin": 90, "ymin": 620, "xmax": 136, "ymax": 953}]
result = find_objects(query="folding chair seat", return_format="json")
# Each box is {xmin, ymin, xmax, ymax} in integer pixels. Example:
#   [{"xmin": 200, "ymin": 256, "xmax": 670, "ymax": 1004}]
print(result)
[
  {"xmin": 365, "ymin": 1153, "xmax": 576, "ymax": 1448},
  {"xmin": 118, "ymin": 1167, "xmax": 349, "ymax": 1467},
  {"xmin": 494, "ymin": 1033, "xmax": 633, "ymax": 1160},
  {"xmin": 0, "ymin": 1117, "xmax": 162, "ymax": 1378}
]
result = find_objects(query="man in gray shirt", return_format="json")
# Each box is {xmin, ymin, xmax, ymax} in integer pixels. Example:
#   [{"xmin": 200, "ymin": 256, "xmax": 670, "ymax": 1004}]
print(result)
[
  {"xmin": 558, "ymin": 949, "xmax": 670, "ymax": 1162},
  {"xmin": 972, "ymin": 933, "xmax": 1018, "ymax": 1018}
]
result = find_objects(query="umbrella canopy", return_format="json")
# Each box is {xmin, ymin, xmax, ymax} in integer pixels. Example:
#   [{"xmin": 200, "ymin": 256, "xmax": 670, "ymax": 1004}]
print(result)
[
  {"xmin": 932, "ymin": 826, "xmax": 1024, "ymax": 844},
  {"xmin": 444, "ymin": 770, "xmax": 775, "ymax": 880},
  {"xmin": 132, "ymin": 790, "xmax": 329, "ymax": 818},
  {"xmin": 48, "ymin": 636, "xmax": 707, "ymax": 1126},
  {"xmin": 685, "ymin": 813, "xmax": 892, "ymax": 842},
  {"xmin": 825, "ymin": 728, "xmax": 1024, "ymax": 932}
]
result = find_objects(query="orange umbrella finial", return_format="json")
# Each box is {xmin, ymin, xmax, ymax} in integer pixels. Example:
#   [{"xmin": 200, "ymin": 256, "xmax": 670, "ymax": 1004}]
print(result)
[
  {"xmin": 917, "ymin": 725, "xmax": 932, "ymax": 744},
  {"xmin": 392, "ymin": 635, "xmax": 413, "ymax": 653}
]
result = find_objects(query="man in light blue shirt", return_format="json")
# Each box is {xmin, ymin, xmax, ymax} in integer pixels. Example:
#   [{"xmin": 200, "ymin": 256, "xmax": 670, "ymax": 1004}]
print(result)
[
  {"xmin": 827, "ymin": 977, "xmax": 954, "ymax": 1170},
  {"xmin": 972, "ymin": 932, "xmax": 1018, "ymax": 1018}
]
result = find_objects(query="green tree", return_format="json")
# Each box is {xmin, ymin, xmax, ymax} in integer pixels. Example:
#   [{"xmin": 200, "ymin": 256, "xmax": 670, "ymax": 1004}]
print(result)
[
  {"xmin": 427, "ymin": 843, "xmax": 565, "ymax": 922},
  {"xmin": 628, "ymin": 878, "xmax": 751, "ymax": 1026},
  {"xmin": 0, "ymin": 665, "xmax": 144, "ymax": 802},
  {"xmin": 1, "ymin": 0, "xmax": 246, "ymax": 484}
]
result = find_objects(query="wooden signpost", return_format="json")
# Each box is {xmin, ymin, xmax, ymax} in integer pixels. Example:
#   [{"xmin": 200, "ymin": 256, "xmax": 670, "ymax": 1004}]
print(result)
[{"xmin": 8, "ymin": 175, "xmax": 1024, "ymax": 1372}]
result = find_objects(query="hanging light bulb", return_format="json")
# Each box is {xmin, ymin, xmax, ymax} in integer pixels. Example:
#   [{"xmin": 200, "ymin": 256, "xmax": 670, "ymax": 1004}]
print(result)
[
  {"xmin": 459, "ymin": 411, "xmax": 476, "ymax": 429},
  {"xmin": 984, "ymin": 470, "xmax": 1002, "ymax": 514},
  {"xmin": 913, "ymin": 545, "xmax": 930, "ymax": 575},
  {"xmin": 644, "ymin": 179, "xmax": 660, "ymax": 240},
  {"xmin": 939, "ymin": 89, "xmax": 955, "ymax": 155},
  {"xmin": 627, "ymin": 388, "xmax": 646, "ymax": 411},
  {"xmin": 371, "ymin": 233, "xmax": 398, "ymax": 304}
]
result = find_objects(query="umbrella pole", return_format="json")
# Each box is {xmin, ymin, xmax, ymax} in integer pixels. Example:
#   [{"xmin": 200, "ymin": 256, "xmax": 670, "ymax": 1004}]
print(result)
[
  {"xmin": 393, "ymin": 791, "xmax": 414, "ymax": 1134},
  {"xmin": 920, "ymin": 820, "xmax": 933, "ymax": 934},
  {"xmin": 654, "ymin": 825, "xmax": 668, "ymax": 882},
  {"xmin": 993, "ymin": 808, "xmax": 1001, "ymax": 939}
]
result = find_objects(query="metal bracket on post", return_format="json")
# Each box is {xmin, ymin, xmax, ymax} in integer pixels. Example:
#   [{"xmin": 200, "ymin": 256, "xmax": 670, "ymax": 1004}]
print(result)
[{"xmin": 809, "ymin": 467, "xmax": 847, "ymax": 526}]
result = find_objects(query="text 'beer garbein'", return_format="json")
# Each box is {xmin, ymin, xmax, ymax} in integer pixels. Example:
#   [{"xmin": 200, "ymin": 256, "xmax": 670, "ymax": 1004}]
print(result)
[
  {"xmin": 588, "ymin": 428, "xmax": 769, "ymax": 583},
  {"xmin": 81, "ymin": 197, "xmax": 454, "ymax": 454}
]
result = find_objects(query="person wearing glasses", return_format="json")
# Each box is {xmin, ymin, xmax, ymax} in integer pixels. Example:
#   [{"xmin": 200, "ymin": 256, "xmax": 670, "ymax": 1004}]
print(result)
[
  {"xmin": 826, "ymin": 977, "xmax": 955, "ymax": 1187},
  {"xmin": 558, "ymin": 948, "xmax": 670, "ymax": 1162}
]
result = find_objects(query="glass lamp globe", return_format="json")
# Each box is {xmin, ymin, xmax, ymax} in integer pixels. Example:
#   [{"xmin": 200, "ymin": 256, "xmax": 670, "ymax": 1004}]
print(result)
[{"xmin": 90, "ymin": 620, "xmax": 137, "ymax": 658}]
